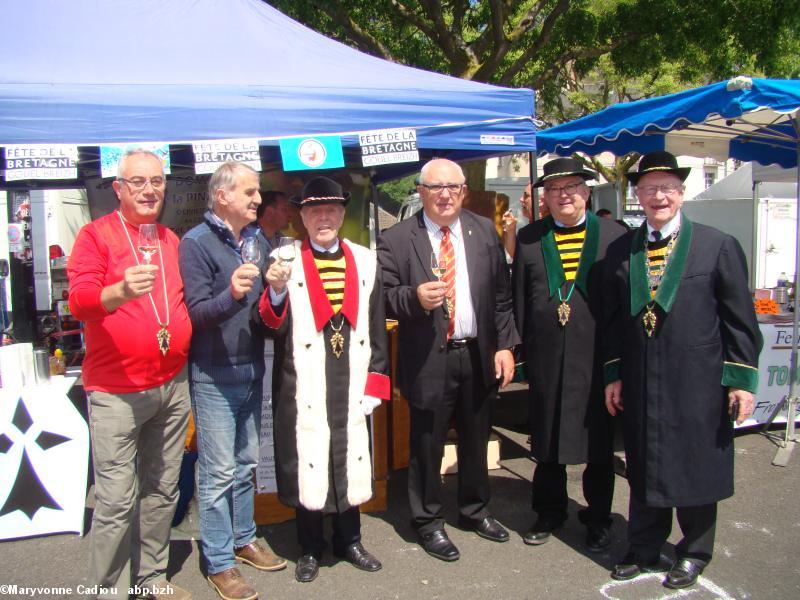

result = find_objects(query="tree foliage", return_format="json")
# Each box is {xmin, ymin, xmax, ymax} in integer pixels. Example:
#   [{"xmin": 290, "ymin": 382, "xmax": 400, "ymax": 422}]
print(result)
[{"xmin": 268, "ymin": 0, "xmax": 800, "ymax": 122}]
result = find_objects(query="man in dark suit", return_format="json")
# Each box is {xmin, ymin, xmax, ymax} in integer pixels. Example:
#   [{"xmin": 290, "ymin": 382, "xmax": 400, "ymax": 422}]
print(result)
[
  {"xmin": 512, "ymin": 158, "xmax": 625, "ymax": 552},
  {"xmin": 603, "ymin": 151, "xmax": 762, "ymax": 589},
  {"xmin": 378, "ymin": 158, "xmax": 519, "ymax": 562}
]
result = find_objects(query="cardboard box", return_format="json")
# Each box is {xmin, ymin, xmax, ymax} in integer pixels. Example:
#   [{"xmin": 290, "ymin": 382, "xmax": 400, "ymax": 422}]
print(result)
[{"xmin": 441, "ymin": 431, "xmax": 501, "ymax": 474}]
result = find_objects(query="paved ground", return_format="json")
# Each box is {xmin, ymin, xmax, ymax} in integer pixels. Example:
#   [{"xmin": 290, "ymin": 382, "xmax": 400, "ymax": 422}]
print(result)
[{"xmin": 0, "ymin": 420, "xmax": 798, "ymax": 599}]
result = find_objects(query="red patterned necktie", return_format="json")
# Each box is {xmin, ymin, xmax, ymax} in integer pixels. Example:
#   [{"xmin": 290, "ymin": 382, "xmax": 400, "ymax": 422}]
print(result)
[{"xmin": 439, "ymin": 226, "xmax": 456, "ymax": 339}]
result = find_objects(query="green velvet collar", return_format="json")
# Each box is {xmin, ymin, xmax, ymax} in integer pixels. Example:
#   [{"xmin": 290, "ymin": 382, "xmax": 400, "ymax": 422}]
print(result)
[
  {"xmin": 541, "ymin": 211, "xmax": 599, "ymax": 299},
  {"xmin": 629, "ymin": 213, "xmax": 693, "ymax": 316}
]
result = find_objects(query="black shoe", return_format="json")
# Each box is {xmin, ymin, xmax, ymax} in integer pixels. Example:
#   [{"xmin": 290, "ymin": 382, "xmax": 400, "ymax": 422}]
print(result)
[
  {"xmin": 458, "ymin": 516, "xmax": 509, "ymax": 543},
  {"xmin": 585, "ymin": 525, "xmax": 612, "ymax": 553},
  {"xmin": 334, "ymin": 542, "xmax": 382, "ymax": 572},
  {"xmin": 663, "ymin": 558, "xmax": 704, "ymax": 589},
  {"xmin": 295, "ymin": 554, "xmax": 319, "ymax": 583},
  {"xmin": 419, "ymin": 529, "xmax": 460, "ymax": 562},
  {"xmin": 610, "ymin": 551, "xmax": 663, "ymax": 581},
  {"xmin": 522, "ymin": 518, "xmax": 564, "ymax": 546}
]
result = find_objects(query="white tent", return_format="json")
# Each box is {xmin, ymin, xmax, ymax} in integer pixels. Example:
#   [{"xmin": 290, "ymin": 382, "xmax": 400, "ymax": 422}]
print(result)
[{"xmin": 685, "ymin": 163, "xmax": 797, "ymax": 288}]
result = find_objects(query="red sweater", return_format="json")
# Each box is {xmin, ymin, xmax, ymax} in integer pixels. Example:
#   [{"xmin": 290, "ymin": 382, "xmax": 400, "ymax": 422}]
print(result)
[{"xmin": 68, "ymin": 212, "xmax": 192, "ymax": 393}]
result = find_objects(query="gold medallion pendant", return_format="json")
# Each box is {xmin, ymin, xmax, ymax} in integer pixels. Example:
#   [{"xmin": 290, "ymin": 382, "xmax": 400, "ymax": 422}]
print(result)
[
  {"xmin": 330, "ymin": 316, "xmax": 345, "ymax": 358},
  {"xmin": 157, "ymin": 326, "xmax": 171, "ymax": 356},
  {"xmin": 557, "ymin": 301, "xmax": 571, "ymax": 327},
  {"xmin": 643, "ymin": 305, "xmax": 657, "ymax": 337}
]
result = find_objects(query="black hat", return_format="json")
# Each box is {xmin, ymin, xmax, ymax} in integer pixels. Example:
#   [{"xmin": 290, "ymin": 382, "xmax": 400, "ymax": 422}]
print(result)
[
  {"xmin": 533, "ymin": 157, "xmax": 597, "ymax": 188},
  {"xmin": 625, "ymin": 151, "xmax": 691, "ymax": 185},
  {"xmin": 291, "ymin": 177, "xmax": 350, "ymax": 208}
]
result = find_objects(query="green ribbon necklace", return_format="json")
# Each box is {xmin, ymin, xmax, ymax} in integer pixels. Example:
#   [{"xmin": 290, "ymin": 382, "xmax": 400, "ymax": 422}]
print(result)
[
  {"xmin": 541, "ymin": 211, "xmax": 599, "ymax": 326},
  {"xmin": 629, "ymin": 213, "xmax": 693, "ymax": 336}
]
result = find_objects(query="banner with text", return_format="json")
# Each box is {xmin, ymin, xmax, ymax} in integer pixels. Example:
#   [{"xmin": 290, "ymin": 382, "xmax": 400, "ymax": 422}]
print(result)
[
  {"xmin": 256, "ymin": 341, "xmax": 278, "ymax": 493},
  {"xmin": 745, "ymin": 323, "xmax": 800, "ymax": 428},
  {"xmin": 192, "ymin": 139, "xmax": 261, "ymax": 174},
  {"xmin": 359, "ymin": 128, "xmax": 418, "ymax": 167},
  {"xmin": 5, "ymin": 145, "xmax": 78, "ymax": 181}
]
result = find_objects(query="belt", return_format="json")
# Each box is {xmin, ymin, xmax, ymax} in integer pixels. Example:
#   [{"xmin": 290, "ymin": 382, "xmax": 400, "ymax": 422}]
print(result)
[{"xmin": 446, "ymin": 337, "xmax": 476, "ymax": 349}]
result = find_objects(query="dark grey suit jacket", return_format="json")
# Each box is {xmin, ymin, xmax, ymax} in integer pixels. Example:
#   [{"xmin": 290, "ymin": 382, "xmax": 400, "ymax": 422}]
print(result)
[{"xmin": 377, "ymin": 209, "xmax": 519, "ymax": 410}]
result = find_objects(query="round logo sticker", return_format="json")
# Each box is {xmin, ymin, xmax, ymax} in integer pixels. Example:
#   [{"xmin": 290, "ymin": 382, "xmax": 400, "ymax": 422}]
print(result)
[{"xmin": 297, "ymin": 139, "xmax": 327, "ymax": 168}]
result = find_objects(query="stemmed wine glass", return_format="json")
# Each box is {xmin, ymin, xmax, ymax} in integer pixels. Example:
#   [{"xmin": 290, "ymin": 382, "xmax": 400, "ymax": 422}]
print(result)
[
  {"xmin": 277, "ymin": 237, "xmax": 296, "ymax": 280},
  {"xmin": 242, "ymin": 237, "xmax": 262, "ymax": 266},
  {"xmin": 137, "ymin": 224, "xmax": 158, "ymax": 265},
  {"xmin": 430, "ymin": 251, "xmax": 449, "ymax": 316},
  {"xmin": 430, "ymin": 251, "xmax": 445, "ymax": 280}
]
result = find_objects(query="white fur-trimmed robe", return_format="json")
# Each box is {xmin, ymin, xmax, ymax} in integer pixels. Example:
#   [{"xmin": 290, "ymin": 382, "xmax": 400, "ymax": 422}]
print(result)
[{"xmin": 257, "ymin": 238, "xmax": 389, "ymax": 513}]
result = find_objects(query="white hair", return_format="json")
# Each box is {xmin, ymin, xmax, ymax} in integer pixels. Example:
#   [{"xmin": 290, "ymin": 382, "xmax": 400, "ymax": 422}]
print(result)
[
  {"xmin": 207, "ymin": 161, "xmax": 258, "ymax": 209},
  {"xmin": 116, "ymin": 149, "xmax": 164, "ymax": 180}
]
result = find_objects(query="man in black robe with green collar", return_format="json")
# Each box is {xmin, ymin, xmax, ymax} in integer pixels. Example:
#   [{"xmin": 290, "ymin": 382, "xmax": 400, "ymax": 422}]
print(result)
[
  {"xmin": 512, "ymin": 157, "xmax": 626, "ymax": 552},
  {"xmin": 603, "ymin": 151, "xmax": 762, "ymax": 590}
]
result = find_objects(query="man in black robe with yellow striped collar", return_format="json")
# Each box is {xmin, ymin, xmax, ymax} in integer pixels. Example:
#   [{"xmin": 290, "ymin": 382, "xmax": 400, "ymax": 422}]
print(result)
[
  {"xmin": 603, "ymin": 151, "xmax": 762, "ymax": 590},
  {"xmin": 512, "ymin": 158, "xmax": 626, "ymax": 552}
]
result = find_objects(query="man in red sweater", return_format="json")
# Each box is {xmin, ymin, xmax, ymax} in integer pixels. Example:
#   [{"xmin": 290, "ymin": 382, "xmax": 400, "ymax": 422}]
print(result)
[{"xmin": 69, "ymin": 149, "xmax": 192, "ymax": 600}]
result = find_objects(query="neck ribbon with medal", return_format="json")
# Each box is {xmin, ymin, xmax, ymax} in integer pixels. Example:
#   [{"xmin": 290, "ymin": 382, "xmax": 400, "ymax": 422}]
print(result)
[
  {"xmin": 541, "ymin": 213, "xmax": 599, "ymax": 327},
  {"xmin": 117, "ymin": 211, "xmax": 171, "ymax": 355},
  {"xmin": 628, "ymin": 215, "xmax": 692, "ymax": 339}
]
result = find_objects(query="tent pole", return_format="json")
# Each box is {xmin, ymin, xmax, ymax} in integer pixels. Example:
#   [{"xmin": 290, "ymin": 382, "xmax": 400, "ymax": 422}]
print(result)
[
  {"xmin": 529, "ymin": 152, "xmax": 540, "ymax": 220},
  {"xmin": 751, "ymin": 180, "xmax": 759, "ymax": 290},
  {"xmin": 772, "ymin": 114, "xmax": 800, "ymax": 466}
]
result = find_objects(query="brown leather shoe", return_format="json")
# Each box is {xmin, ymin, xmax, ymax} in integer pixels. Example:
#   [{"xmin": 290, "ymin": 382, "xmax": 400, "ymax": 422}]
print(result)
[
  {"xmin": 207, "ymin": 568, "xmax": 257, "ymax": 600},
  {"xmin": 235, "ymin": 540, "xmax": 288, "ymax": 571}
]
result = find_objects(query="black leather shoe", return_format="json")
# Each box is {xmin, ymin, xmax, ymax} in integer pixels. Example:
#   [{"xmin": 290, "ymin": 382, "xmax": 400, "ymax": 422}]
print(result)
[
  {"xmin": 663, "ymin": 558, "xmax": 704, "ymax": 589},
  {"xmin": 459, "ymin": 516, "xmax": 509, "ymax": 543},
  {"xmin": 419, "ymin": 529, "xmax": 460, "ymax": 562},
  {"xmin": 585, "ymin": 525, "xmax": 612, "ymax": 553},
  {"xmin": 522, "ymin": 519, "xmax": 564, "ymax": 546},
  {"xmin": 334, "ymin": 542, "xmax": 382, "ymax": 572},
  {"xmin": 295, "ymin": 554, "xmax": 319, "ymax": 583},
  {"xmin": 610, "ymin": 551, "xmax": 663, "ymax": 581}
]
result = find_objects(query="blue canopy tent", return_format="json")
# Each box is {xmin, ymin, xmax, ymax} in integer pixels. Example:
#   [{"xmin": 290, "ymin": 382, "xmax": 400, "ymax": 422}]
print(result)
[
  {"xmin": 536, "ymin": 77, "xmax": 798, "ymax": 167},
  {"xmin": 538, "ymin": 76, "xmax": 800, "ymax": 464},
  {"xmin": 0, "ymin": 0, "xmax": 536, "ymax": 177}
]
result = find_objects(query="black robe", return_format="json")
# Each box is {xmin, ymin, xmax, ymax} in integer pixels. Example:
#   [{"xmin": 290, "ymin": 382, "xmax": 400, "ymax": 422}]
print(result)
[
  {"xmin": 256, "ymin": 238, "xmax": 390, "ymax": 513},
  {"xmin": 512, "ymin": 213, "xmax": 625, "ymax": 464},
  {"xmin": 603, "ymin": 215, "xmax": 762, "ymax": 507}
]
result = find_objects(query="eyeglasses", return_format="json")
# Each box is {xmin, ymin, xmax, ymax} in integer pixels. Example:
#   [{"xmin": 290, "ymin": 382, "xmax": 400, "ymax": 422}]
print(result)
[
  {"xmin": 420, "ymin": 183, "xmax": 464, "ymax": 194},
  {"xmin": 118, "ymin": 176, "xmax": 166, "ymax": 190},
  {"xmin": 543, "ymin": 183, "xmax": 583, "ymax": 196},
  {"xmin": 636, "ymin": 184, "xmax": 683, "ymax": 197}
]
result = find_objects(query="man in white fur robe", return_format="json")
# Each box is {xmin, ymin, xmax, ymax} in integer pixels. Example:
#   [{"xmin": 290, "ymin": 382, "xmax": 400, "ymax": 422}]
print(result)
[{"xmin": 255, "ymin": 177, "xmax": 390, "ymax": 583}]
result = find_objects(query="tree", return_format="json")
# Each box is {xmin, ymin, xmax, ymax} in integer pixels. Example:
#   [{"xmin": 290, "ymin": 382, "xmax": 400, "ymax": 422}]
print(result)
[
  {"xmin": 268, "ymin": 0, "xmax": 800, "ymax": 123},
  {"xmin": 270, "ymin": 0, "xmax": 800, "ymax": 209}
]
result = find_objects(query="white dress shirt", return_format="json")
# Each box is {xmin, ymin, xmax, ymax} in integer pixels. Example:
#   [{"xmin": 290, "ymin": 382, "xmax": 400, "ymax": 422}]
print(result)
[
  {"xmin": 422, "ymin": 211, "xmax": 477, "ymax": 339},
  {"xmin": 647, "ymin": 213, "xmax": 681, "ymax": 242}
]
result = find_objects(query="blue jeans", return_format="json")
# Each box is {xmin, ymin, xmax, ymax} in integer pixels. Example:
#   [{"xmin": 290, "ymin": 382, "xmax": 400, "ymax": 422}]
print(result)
[{"xmin": 191, "ymin": 379, "xmax": 262, "ymax": 574}]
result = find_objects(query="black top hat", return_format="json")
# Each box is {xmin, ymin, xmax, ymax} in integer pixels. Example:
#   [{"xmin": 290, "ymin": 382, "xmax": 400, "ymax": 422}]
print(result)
[
  {"xmin": 625, "ymin": 151, "xmax": 691, "ymax": 185},
  {"xmin": 291, "ymin": 177, "xmax": 350, "ymax": 207},
  {"xmin": 533, "ymin": 157, "xmax": 597, "ymax": 188}
]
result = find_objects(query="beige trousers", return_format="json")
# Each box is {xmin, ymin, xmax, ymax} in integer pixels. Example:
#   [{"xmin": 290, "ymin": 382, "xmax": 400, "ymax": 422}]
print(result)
[{"xmin": 87, "ymin": 365, "xmax": 190, "ymax": 600}]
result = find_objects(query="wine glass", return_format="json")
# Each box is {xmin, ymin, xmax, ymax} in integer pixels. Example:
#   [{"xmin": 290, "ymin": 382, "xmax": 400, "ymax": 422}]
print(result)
[
  {"xmin": 137, "ymin": 224, "xmax": 158, "ymax": 265},
  {"xmin": 277, "ymin": 237, "xmax": 296, "ymax": 280},
  {"xmin": 430, "ymin": 251, "xmax": 449, "ymax": 317},
  {"xmin": 241, "ymin": 237, "xmax": 262, "ymax": 267},
  {"xmin": 430, "ymin": 251, "xmax": 445, "ymax": 280}
]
